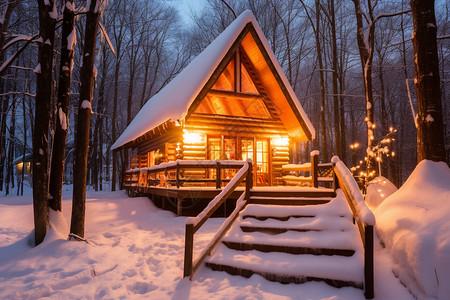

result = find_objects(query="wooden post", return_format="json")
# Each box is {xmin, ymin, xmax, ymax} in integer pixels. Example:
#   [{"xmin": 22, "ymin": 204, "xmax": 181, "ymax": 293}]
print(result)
[
  {"xmin": 332, "ymin": 162, "xmax": 339, "ymax": 192},
  {"xmin": 311, "ymin": 152, "xmax": 319, "ymax": 188},
  {"xmin": 216, "ymin": 161, "xmax": 221, "ymax": 189},
  {"xmin": 364, "ymin": 224, "xmax": 374, "ymax": 299},
  {"xmin": 176, "ymin": 161, "xmax": 180, "ymax": 188},
  {"xmin": 184, "ymin": 223, "xmax": 194, "ymax": 278},
  {"xmin": 177, "ymin": 194, "xmax": 183, "ymax": 216},
  {"xmin": 245, "ymin": 160, "xmax": 253, "ymax": 200}
]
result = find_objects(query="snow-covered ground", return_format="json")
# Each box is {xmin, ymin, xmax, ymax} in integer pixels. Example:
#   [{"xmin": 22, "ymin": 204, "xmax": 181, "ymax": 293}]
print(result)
[{"xmin": 1, "ymin": 185, "xmax": 412, "ymax": 299}]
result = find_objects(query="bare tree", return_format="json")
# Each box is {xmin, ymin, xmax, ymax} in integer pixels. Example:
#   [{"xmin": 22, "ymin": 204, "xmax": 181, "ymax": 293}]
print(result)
[
  {"xmin": 70, "ymin": 0, "xmax": 103, "ymax": 239},
  {"xmin": 33, "ymin": 0, "xmax": 56, "ymax": 246},
  {"xmin": 410, "ymin": 0, "xmax": 446, "ymax": 162},
  {"xmin": 48, "ymin": 0, "xmax": 75, "ymax": 211}
]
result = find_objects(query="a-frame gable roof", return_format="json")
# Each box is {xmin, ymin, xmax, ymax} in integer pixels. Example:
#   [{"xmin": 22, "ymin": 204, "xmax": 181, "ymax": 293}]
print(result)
[{"xmin": 112, "ymin": 10, "xmax": 315, "ymax": 151}]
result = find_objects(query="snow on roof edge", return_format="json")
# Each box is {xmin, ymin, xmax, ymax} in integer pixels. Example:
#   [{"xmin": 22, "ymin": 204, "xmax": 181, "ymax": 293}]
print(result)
[
  {"xmin": 112, "ymin": 11, "xmax": 255, "ymax": 150},
  {"xmin": 248, "ymin": 16, "xmax": 315, "ymax": 139}
]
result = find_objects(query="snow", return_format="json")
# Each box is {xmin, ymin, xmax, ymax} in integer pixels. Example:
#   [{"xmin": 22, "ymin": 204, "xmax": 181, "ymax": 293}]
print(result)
[
  {"xmin": 365, "ymin": 176, "xmax": 397, "ymax": 210},
  {"xmin": 81, "ymin": 100, "xmax": 93, "ymax": 114},
  {"xmin": 0, "ymin": 185, "xmax": 414, "ymax": 299},
  {"xmin": 112, "ymin": 10, "xmax": 315, "ymax": 150},
  {"xmin": 33, "ymin": 63, "xmax": 41, "ymax": 74},
  {"xmin": 58, "ymin": 107, "xmax": 68, "ymax": 130},
  {"xmin": 310, "ymin": 150, "xmax": 320, "ymax": 156},
  {"xmin": 374, "ymin": 160, "xmax": 450, "ymax": 300},
  {"xmin": 67, "ymin": 28, "xmax": 77, "ymax": 51},
  {"xmin": 332, "ymin": 156, "xmax": 375, "ymax": 226}
]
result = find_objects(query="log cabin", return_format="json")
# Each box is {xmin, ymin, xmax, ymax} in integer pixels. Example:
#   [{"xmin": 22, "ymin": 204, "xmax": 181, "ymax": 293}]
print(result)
[{"xmin": 111, "ymin": 10, "xmax": 315, "ymax": 188}]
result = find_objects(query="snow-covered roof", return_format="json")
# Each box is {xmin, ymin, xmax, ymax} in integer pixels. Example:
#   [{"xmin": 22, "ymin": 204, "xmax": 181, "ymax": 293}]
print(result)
[{"xmin": 112, "ymin": 10, "xmax": 315, "ymax": 151}]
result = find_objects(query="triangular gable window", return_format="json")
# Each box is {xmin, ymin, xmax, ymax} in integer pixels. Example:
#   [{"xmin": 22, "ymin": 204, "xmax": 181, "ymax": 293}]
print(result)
[
  {"xmin": 241, "ymin": 63, "xmax": 258, "ymax": 94},
  {"xmin": 211, "ymin": 54, "xmax": 259, "ymax": 95},
  {"xmin": 212, "ymin": 57, "xmax": 235, "ymax": 91}
]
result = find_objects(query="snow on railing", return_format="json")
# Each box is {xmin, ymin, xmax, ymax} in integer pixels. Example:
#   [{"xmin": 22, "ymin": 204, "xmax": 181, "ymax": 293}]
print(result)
[
  {"xmin": 332, "ymin": 156, "xmax": 375, "ymax": 226},
  {"xmin": 331, "ymin": 156, "xmax": 375, "ymax": 299}
]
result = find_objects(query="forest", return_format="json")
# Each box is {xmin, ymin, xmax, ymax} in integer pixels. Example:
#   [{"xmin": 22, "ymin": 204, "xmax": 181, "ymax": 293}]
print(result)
[{"xmin": 0, "ymin": 0, "xmax": 448, "ymax": 197}]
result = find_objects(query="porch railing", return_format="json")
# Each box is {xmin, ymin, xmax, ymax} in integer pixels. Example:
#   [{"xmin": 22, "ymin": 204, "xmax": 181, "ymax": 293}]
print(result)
[
  {"xmin": 183, "ymin": 159, "xmax": 253, "ymax": 278},
  {"xmin": 123, "ymin": 159, "xmax": 247, "ymax": 190},
  {"xmin": 332, "ymin": 156, "xmax": 375, "ymax": 299}
]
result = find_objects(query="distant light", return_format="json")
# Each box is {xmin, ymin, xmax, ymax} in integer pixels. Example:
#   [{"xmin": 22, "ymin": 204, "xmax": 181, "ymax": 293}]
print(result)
[
  {"xmin": 183, "ymin": 130, "xmax": 203, "ymax": 144},
  {"xmin": 272, "ymin": 137, "xmax": 289, "ymax": 147}
]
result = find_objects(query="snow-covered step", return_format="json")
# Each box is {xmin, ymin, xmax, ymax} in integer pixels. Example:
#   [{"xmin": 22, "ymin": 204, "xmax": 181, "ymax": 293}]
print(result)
[
  {"xmin": 223, "ymin": 225, "xmax": 361, "ymax": 251},
  {"xmin": 242, "ymin": 199, "xmax": 353, "ymax": 219},
  {"xmin": 249, "ymin": 196, "xmax": 331, "ymax": 205},
  {"xmin": 206, "ymin": 244, "xmax": 364, "ymax": 289},
  {"xmin": 204, "ymin": 192, "xmax": 364, "ymax": 290},
  {"xmin": 222, "ymin": 240, "xmax": 356, "ymax": 256},
  {"xmin": 239, "ymin": 214, "xmax": 353, "ymax": 232}
]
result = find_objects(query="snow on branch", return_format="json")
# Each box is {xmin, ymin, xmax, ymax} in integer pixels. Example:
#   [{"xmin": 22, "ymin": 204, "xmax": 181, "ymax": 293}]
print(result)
[
  {"xmin": 373, "ymin": 9, "xmax": 411, "ymax": 23},
  {"xmin": 0, "ymin": 34, "xmax": 40, "ymax": 76},
  {"xmin": 98, "ymin": 21, "xmax": 116, "ymax": 57}
]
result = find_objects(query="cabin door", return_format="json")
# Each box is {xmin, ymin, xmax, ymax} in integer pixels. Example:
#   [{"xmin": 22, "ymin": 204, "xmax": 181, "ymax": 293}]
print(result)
[{"xmin": 239, "ymin": 138, "xmax": 270, "ymax": 186}]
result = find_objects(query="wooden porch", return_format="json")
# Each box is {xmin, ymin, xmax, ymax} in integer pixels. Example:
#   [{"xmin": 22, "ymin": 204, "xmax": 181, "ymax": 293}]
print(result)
[{"xmin": 123, "ymin": 152, "xmax": 336, "ymax": 216}]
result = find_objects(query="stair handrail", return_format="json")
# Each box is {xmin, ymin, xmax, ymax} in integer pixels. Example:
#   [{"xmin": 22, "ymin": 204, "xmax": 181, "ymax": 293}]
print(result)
[
  {"xmin": 331, "ymin": 156, "xmax": 375, "ymax": 299},
  {"xmin": 183, "ymin": 159, "xmax": 253, "ymax": 279}
]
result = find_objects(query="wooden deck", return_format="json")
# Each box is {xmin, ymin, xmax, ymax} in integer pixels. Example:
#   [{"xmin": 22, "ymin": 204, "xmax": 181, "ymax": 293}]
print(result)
[{"xmin": 126, "ymin": 185, "xmax": 335, "ymax": 216}]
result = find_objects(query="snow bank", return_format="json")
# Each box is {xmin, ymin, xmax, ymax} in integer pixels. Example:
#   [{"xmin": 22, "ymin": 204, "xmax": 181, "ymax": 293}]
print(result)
[
  {"xmin": 375, "ymin": 160, "xmax": 450, "ymax": 299},
  {"xmin": 365, "ymin": 176, "xmax": 397, "ymax": 210}
]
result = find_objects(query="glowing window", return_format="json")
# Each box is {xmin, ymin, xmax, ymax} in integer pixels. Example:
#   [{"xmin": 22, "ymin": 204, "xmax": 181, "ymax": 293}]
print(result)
[
  {"xmin": 194, "ymin": 94, "xmax": 271, "ymax": 119},
  {"xmin": 241, "ymin": 63, "xmax": 258, "ymax": 94},
  {"xmin": 212, "ymin": 57, "xmax": 235, "ymax": 91}
]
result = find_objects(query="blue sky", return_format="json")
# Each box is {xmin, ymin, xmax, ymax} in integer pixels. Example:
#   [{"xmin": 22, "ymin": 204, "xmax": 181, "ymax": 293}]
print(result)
[{"xmin": 171, "ymin": 0, "xmax": 207, "ymax": 24}]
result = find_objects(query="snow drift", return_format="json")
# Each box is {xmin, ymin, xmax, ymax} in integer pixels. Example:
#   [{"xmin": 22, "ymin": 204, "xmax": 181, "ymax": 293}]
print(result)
[{"xmin": 375, "ymin": 160, "xmax": 450, "ymax": 300}]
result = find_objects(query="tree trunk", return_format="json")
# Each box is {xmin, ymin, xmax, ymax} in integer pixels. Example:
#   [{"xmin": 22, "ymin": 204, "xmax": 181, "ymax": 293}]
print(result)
[
  {"xmin": 49, "ymin": 0, "xmax": 75, "ymax": 211},
  {"xmin": 352, "ymin": 0, "xmax": 376, "ymax": 174},
  {"xmin": 98, "ymin": 45, "xmax": 107, "ymax": 191},
  {"xmin": 70, "ymin": 0, "xmax": 101, "ymax": 239},
  {"xmin": 111, "ymin": 59, "xmax": 119, "ymax": 191},
  {"xmin": 410, "ymin": 0, "xmax": 445, "ymax": 162},
  {"xmin": 33, "ymin": 0, "xmax": 56, "ymax": 246},
  {"xmin": 21, "ymin": 96, "xmax": 27, "ymax": 196},
  {"xmin": 330, "ymin": 0, "xmax": 340, "ymax": 159},
  {"xmin": 315, "ymin": 0, "xmax": 328, "ymax": 162}
]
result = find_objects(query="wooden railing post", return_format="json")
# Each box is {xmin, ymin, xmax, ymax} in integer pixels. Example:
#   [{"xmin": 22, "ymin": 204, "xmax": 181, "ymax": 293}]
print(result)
[
  {"xmin": 245, "ymin": 160, "xmax": 253, "ymax": 200},
  {"xmin": 332, "ymin": 162, "xmax": 339, "ymax": 192},
  {"xmin": 216, "ymin": 161, "xmax": 222, "ymax": 189},
  {"xmin": 176, "ymin": 161, "xmax": 180, "ymax": 188},
  {"xmin": 184, "ymin": 223, "xmax": 194, "ymax": 278},
  {"xmin": 364, "ymin": 224, "xmax": 374, "ymax": 299},
  {"xmin": 311, "ymin": 151, "xmax": 319, "ymax": 188}
]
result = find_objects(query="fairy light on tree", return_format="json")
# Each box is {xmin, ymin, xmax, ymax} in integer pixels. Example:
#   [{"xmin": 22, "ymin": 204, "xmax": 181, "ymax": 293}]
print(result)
[{"xmin": 350, "ymin": 125, "xmax": 397, "ymax": 187}]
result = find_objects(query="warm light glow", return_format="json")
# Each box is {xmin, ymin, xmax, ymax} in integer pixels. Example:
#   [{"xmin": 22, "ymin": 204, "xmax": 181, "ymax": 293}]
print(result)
[
  {"xmin": 372, "ymin": 124, "xmax": 376, "ymax": 129},
  {"xmin": 272, "ymin": 137, "xmax": 289, "ymax": 147},
  {"xmin": 183, "ymin": 130, "xmax": 203, "ymax": 144},
  {"xmin": 391, "ymin": 151, "xmax": 396, "ymax": 157}
]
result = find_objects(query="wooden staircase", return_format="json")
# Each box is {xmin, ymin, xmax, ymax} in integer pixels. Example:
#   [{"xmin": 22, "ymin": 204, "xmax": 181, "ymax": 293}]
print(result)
[{"xmin": 204, "ymin": 190, "xmax": 365, "ymax": 290}]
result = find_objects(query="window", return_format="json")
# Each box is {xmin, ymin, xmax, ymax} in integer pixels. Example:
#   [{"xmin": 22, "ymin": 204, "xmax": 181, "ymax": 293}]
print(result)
[
  {"xmin": 241, "ymin": 63, "xmax": 258, "ymax": 94},
  {"xmin": 194, "ymin": 94, "xmax": 271, "ymax": 119},
  {"xmin": 212, "ymin": 57, "xmax": 235, "ymax": 91}
]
